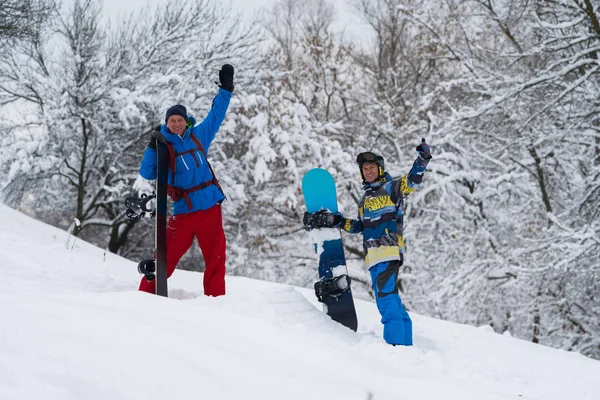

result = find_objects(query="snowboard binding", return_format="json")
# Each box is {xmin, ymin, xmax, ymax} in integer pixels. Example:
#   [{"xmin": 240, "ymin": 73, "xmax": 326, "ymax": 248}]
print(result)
[
  {"xmin": 125, "ymin": 192, "xmax": 157, "ymax": 221},
  {"xmin": 314, "ymin": 274, "xmax": 351, "ymax": 302},
  {"xmin": 137, "ymin": 258, "xmax": 156, "ymax": 281}
]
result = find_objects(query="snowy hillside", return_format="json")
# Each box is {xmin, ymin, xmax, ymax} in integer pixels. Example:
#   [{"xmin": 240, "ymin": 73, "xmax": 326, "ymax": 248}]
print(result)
[{"xmin": 0, "ymin": 204, "xmax": 598, "ymax": 400}]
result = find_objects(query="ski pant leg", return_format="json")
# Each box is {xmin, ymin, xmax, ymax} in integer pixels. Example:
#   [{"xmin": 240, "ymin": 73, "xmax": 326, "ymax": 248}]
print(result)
[
  {"xmin": 138, "ymin": 213, "xmax": 194, "ymax": 294},
  {"xmin": 193, "ymin": 204, "xmax": 226, "ymax": 297},
  {"xmin": 369, "ymin": 260, "xmax": 412, "ymax": 346}
]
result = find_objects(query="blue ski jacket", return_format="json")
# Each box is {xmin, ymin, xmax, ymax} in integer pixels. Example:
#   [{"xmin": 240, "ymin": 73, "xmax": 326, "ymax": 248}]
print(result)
[
  {"xmin": 139, "ymin": 88, "xmax": 232, "ymax": 215},
  {"xmin": 341, "ymin": 156, "xmax": 429, "ymax": 269}
]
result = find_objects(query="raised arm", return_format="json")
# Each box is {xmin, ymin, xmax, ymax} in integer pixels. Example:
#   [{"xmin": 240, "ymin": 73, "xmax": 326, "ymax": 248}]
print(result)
[
  {"xmin": 394, "ymin": 138, "xmax": 432, "ymax": 197},
  {"xmin": 192, "ymin": 64, "xmax": 234, "ymax": 151}
]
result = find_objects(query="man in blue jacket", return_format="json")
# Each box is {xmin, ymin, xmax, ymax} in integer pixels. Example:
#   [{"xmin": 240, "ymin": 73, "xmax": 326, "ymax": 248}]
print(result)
[
  {"xmin": 137, "ymin": 64, "xmax": 234, "ymax": 296},
  {"xmin": 304, "ymin": 139, "xmax": 432, "ymax": 345}
]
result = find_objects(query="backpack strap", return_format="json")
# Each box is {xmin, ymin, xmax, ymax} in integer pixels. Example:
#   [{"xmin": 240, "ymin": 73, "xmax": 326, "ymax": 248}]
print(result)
[
  {"xmin": 167, "ymin": 179, "xmax": 219, "ymax": 209},
  {"xmin": 189, "ymin": 134, "xmax": 224, "ymax": 196}
]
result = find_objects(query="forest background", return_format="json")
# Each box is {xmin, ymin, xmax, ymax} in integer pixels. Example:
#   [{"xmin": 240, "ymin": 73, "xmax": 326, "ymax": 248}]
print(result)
[{"xmin": 1, "ymin": 0, "xmax": 598, "ymax": 359}]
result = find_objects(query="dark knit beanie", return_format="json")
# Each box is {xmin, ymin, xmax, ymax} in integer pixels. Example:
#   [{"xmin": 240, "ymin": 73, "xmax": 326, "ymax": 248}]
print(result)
[{"xmin": 165, "ymin": 104, "xmax": 187, "ymax": 123}]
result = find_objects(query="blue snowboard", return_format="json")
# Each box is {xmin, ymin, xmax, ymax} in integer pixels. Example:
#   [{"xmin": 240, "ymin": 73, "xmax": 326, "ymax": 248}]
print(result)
[{"xmin": 302, "ymin": 168, "xmax": 358, "ymax": 331}]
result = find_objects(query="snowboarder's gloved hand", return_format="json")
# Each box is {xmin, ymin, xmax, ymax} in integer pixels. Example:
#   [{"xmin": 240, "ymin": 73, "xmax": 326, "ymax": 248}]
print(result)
[
  {"xmin": 218, "ymin": 64, "xmax": 235, "ymax": 92},
  {"xmin": 416, "ymin": 138, "xmax": 432, "ymax": 160},
  {"xmin": 146, "ymin": 125, "xmax": 162, "ymax": 150},
  {"xmin": 303, "ymin": 210, "xmax": 343, "ymax": 229}
]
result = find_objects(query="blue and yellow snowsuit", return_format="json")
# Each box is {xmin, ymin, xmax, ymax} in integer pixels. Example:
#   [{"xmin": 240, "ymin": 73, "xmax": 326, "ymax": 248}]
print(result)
[{"xmin": 341, "ymin": 156, "xmax": 429, "ymax": 345}]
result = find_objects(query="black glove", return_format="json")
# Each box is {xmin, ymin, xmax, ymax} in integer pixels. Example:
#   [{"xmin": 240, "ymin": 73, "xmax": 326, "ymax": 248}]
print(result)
[
  {"xmin": 146, "ymin": 125, "xmax": 162, "ymax": 150},
  {"xmin": 218, "ymin": 64, "xmax": 234, "ymax": 92},
  {"xmin": 416, "ymin": 138, "xmax": 432, "ymax": 160},
  {"xmin": 303, "ymin": 210, "xmax": 343, "ymax": 230}
]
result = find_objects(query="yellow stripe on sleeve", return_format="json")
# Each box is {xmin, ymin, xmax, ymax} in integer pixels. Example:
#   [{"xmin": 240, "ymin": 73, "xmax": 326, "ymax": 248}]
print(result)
[{"xmin": 400, "ymin": 176, "xmax": 415, "ymax": 195}]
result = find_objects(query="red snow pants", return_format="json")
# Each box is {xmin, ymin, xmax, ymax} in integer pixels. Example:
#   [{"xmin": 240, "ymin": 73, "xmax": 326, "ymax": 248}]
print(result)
[{"xmin": 138, "ymin": 204, "xmax": 226, "ymax": 296}]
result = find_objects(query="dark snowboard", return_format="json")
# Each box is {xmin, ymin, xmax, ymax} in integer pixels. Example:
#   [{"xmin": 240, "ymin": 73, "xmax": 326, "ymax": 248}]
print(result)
[
  {"xmin": 124, "ymin": 128, "xmax": 169, "ymax": 297},
  {"xmin": 302, "ymin": 168, "xmax": 358, "ymax": 331},
  {"xmin": 153, "ymin": 131, "xmax": 168, "ymax": 297}
]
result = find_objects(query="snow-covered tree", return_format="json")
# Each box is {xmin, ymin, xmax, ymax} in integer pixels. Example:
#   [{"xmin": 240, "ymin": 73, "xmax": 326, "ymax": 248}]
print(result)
[
  {"xmin": 0, "ymin": 0, "xmax": 261, "ymax": 258},
  {"xmin": 0, "ymin": 0, "xmax": 56, "ymax": 48},
  {"xmin": 386, "ymin": 0, "xmax": 600, "ymax": 358}
]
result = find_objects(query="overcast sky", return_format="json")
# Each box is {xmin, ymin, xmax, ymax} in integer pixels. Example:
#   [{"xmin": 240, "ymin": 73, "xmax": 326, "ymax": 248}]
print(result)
[
  {"xmin": 0, "ymin": 0, "xmax": 369, "ymax": 122},
  {"xmin": 102, "ymin": 0, "xmax": 270, "ymax": 18},
  {"xmin": 101, "ymin": 0, "xmax": 370, "ymax": 44}
]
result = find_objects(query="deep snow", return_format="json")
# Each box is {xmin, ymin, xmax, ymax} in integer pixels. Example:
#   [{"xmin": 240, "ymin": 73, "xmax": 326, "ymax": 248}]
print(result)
[{"xmin": 1, "ymin": 204, "xmax": 599, "ymax": 400}]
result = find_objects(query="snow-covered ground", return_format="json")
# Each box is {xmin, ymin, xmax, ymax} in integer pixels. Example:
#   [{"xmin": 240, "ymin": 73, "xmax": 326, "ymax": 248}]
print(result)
[{"xmin": 0, "ymin": 204, "xmax": 599, "ymax": 400}]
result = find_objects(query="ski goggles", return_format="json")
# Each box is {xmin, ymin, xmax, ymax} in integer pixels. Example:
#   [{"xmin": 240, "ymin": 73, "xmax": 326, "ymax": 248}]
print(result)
[{"xmin": 356, "ymin": 152, "xmax": 384, "ymax": 165}]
